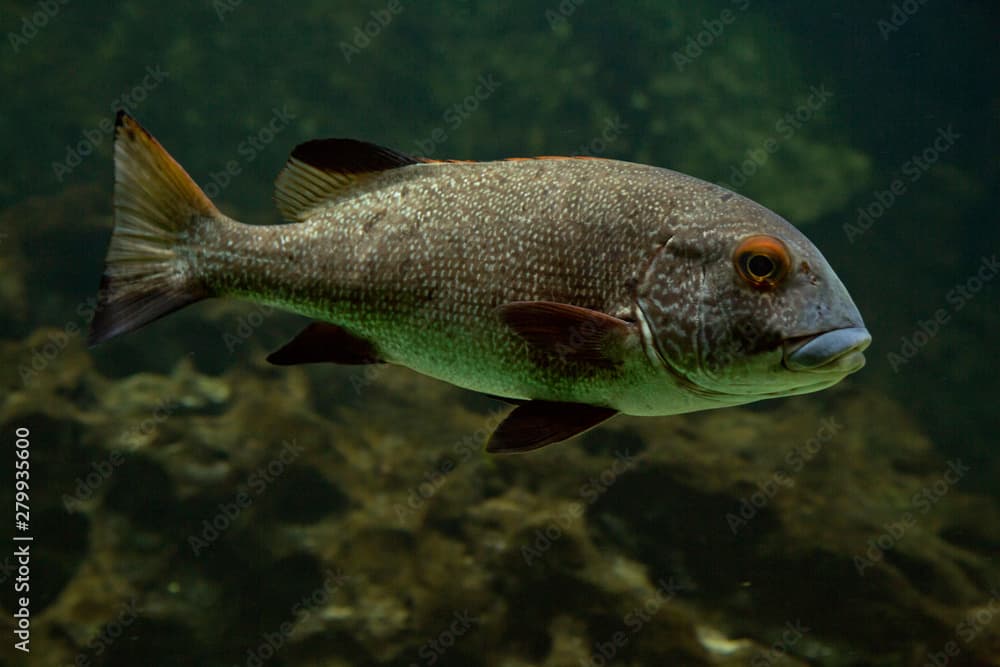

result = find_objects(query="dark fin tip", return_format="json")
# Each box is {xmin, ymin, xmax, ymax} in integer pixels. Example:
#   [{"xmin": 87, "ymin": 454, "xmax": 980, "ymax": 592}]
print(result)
[
  {"xmin": 114, "ymin": 109, "xmax": 149, "ymax": 144},
  {"xmin": 88, "ymin": 275, "xmax": 205, "ymax": 348},
  {"xmin": 266, "ymin": 322, "xmax": 384, "ymax": 366},
  {"xmin": 290, "ymin": 139, "xmax": 420, "ymax": 175}
]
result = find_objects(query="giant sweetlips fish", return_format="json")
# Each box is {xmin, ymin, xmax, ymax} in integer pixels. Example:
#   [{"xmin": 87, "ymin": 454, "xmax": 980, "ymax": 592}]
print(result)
[{"xmin": 89, "ymin": 112, "xmax": 871, "ymax": 452}]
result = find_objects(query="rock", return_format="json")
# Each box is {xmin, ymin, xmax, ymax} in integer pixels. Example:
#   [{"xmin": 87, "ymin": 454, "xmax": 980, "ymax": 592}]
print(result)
[{"xmin": 0, "ymin": 331, "xmax": 997, "ymax": 666}]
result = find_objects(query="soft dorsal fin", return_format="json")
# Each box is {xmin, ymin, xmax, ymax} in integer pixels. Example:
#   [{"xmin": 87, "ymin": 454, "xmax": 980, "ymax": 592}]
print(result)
[{"xmin": 274, "ymin": 139, "xmax": 422, "ymax": 222}]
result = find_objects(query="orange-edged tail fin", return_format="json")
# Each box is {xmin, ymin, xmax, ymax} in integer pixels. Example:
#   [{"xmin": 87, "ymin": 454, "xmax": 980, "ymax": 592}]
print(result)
[{"xmin": 88, "ymin": 111, "xmax": 221, "ymax": 346}]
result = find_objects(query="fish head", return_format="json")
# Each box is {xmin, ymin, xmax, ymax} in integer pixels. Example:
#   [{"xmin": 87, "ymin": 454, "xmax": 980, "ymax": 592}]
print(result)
[{"xmin": 636, "ymin": 192, "xmax": 870, "ymax": 403}]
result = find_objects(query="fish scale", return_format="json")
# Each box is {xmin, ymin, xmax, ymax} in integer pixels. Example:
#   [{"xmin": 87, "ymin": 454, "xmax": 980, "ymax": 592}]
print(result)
[{"xmin": 197, "ymin": 161, "xmax": 666, "ymax": 393}]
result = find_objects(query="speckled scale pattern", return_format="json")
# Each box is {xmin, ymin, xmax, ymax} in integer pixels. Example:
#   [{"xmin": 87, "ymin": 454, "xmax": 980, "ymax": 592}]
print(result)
[{"xmin": 182, "ymin": 156, "xmax": 834, "ymax": 414}]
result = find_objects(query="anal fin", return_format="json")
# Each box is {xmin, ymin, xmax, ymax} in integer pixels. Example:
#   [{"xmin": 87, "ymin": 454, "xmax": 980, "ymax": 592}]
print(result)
[
  {"xmin": 267, "ymin": 322, "xmax": 384, "ymax": 365},
  {"xmin": 486, "ymin": 401, "xmax": 618, "ymax": 454}
]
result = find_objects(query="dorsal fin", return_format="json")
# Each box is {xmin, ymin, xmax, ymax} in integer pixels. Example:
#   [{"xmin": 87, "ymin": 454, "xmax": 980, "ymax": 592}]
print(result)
[{"xmin": 274, "ymin": 139, "xmax": 422, "ymax": 222}]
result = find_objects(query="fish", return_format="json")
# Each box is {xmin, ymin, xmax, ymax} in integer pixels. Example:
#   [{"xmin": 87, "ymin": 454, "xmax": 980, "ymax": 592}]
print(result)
[{"xmin": 89, "ymin": 111, "xmax": 871, "ymax": 453}]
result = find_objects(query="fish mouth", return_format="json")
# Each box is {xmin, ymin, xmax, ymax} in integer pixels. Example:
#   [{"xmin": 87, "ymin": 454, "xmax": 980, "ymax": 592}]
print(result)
[{"xmin": 782, "ymin": 327, "xmax": 871, "ymax": 374}]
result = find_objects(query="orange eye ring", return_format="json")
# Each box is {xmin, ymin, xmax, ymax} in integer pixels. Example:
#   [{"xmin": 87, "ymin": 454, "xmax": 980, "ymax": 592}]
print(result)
[{"xmin": 734, "ymin": 235, "xmax": 790, "ymax": 289}]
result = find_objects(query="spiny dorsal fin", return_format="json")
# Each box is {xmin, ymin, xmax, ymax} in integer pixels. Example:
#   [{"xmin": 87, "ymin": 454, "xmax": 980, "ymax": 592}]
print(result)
[{"xmin": 274, "ymin": 139, "xmax": 422, "ymax": 222}]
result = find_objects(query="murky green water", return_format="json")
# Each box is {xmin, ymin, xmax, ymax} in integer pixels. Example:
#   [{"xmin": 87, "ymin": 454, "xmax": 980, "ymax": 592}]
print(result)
[{"xmin": 1, "ymin": 1, "xmax": 998, "ymax": 665}]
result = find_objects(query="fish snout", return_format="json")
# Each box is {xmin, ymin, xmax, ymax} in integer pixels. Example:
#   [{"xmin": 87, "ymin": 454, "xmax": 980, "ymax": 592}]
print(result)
[{"xmin": 782, "ymin": 327, "xmax": 871, "ymax": 373}]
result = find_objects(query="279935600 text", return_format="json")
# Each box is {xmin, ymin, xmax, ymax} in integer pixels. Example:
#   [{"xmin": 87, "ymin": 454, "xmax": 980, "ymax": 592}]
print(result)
[{"xmin": 13, "ymin": 426, "xmax": 33, "ymax": 653}]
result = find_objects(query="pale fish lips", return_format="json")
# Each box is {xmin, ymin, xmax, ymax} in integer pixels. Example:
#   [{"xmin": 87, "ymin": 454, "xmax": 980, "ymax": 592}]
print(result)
[{"xmin": 783, "ymin": 327, "xmax": 872, "ymax": 373}]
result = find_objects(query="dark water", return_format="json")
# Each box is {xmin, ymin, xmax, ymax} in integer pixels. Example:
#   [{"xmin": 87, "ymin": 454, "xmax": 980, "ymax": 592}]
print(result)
[{"xmin": 1, "ymin": 1, "xmax": 998, "ymax": 665}]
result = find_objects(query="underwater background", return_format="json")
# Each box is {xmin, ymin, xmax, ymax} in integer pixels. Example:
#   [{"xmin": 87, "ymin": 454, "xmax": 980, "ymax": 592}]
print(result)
[{"xmin": 1, "ymin": 0, "xmax": 998, "ymax": 665}]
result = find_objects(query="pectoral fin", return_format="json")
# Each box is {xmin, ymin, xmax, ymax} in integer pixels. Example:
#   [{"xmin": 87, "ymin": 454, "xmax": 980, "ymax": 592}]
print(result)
[
  {"xmin": 486, "ymin": 401, "xmax": 618, "ymax": 454},
  {"xmin": 498, "ymin": 301, "xmax": 633, "ymax": 369},
  {"xmin": 267, "ymin": 322, "xmax": 384, "ymax": 365}
]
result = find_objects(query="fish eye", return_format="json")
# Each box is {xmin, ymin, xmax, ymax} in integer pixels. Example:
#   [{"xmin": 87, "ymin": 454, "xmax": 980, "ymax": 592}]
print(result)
[{"xmin": 734, "ymin": 235, "xmax": 790, "ymax": 289}]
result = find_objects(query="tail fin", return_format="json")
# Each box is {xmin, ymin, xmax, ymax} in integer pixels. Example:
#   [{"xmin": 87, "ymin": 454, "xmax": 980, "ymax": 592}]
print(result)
[{"xmin": 88, "ymin": 111, "xmax": 221, "ymax": 346}]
